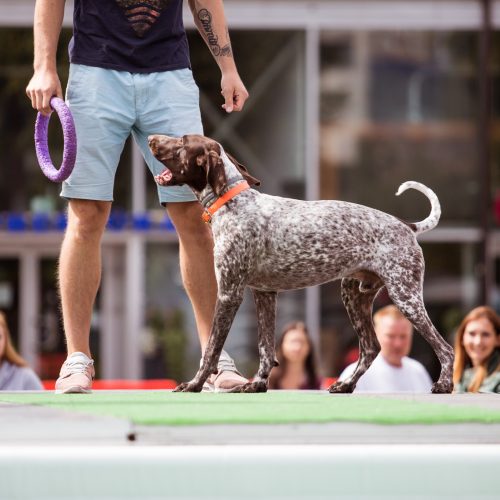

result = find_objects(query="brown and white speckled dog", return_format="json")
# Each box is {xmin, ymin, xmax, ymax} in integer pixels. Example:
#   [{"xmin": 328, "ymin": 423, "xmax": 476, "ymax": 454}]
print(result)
[{"xmin": 149, "ymin": 133, "xmax": 454, "ymax": 394}]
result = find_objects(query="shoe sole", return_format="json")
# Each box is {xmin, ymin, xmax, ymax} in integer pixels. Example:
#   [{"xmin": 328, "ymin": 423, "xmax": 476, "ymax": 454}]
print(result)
[{"xmin": 55, "ymin": 386, "xmax": 92, "ymax": 395}]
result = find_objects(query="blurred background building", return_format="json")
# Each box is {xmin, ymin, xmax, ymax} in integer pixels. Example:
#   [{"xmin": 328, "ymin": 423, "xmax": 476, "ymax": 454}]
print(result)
[{"xmin": 0, "ymin": 0, "xmax": 499, "ymax": 382}]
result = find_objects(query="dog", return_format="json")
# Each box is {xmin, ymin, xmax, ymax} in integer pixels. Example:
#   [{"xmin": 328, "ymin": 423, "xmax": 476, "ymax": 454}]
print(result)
[{"xmin": 148, "ymin": 133, "xmax": 454, "ymax": 394}]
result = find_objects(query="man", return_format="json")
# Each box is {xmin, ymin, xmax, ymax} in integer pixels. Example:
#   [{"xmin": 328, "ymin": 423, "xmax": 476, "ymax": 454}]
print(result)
[
  {"xmin": 26, "ymin": 0, "xmax": 249, "ymax": 393},
  {"xmin": 338, "ymin": 305, "xmax": 433, "ymax": 393}
]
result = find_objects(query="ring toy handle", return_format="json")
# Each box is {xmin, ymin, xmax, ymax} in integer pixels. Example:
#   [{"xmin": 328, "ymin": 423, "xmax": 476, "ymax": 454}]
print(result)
[{"xmin": 35, "ymin": 97, "xmax": 77, "ymax": 183}]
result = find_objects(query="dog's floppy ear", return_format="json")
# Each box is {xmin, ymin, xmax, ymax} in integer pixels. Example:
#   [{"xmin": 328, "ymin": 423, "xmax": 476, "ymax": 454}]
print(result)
[
  {"xmin": 226, "ymin": 152, "xmax": 261, "ymax": 187},
  {"xmin": 207, "ymin": 150, "xmax": 228, "ymax": 196}
]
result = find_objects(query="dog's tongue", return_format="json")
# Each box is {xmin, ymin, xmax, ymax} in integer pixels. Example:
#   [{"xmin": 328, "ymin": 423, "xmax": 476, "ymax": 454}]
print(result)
[{"xmin": 155, "ymin": 168, "xmax": 172, "ymax": 186}]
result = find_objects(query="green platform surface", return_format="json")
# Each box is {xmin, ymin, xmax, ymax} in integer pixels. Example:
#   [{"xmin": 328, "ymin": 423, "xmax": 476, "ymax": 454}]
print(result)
[{"xmin": 2, "ymin": 391, "xmax": 500, "ymax": 426}]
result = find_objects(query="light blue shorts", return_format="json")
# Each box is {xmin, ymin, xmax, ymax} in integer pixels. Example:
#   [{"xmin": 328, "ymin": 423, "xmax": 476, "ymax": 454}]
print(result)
[{"xmin": 61, "ymin": 63, "xmax": 203, "ymax": 204}]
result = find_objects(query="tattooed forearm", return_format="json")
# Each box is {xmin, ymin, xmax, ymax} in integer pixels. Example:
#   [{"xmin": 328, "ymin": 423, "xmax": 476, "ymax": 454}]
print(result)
[
  {"xmin": 197, "ymin": 8, "xmax": 233, "ymax": 58},
  {"xmin": 220, "ymin": 44, "xmax": 232, "ymax": 56}
]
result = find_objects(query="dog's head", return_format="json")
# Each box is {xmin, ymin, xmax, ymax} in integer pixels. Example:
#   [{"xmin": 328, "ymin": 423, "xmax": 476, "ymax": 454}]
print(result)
[{"xmin": 148, "ymin": 134, "xmax": 260, "ymax": 196}]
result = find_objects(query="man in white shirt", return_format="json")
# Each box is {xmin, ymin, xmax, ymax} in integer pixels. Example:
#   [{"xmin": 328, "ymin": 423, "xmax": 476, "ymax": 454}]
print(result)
[{"xmin": 338, "ymin": 305, "xmax": 433, "ymax": 393}]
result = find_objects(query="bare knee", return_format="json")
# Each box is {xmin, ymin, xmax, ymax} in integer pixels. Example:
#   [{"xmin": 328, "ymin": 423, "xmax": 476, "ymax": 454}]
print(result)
[
  {"xmin": 66, "ymin": 200, "xmax": 111, "ymax": 242},
  {"xmin": 167, "ymin": 202, "xmax": 213, "ymax": 245}
]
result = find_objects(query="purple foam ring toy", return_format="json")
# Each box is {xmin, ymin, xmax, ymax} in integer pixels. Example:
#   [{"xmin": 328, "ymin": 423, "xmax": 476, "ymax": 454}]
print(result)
[{"xmin": 34, "ymin": 97, "xmax": 77, "ymax": 183}]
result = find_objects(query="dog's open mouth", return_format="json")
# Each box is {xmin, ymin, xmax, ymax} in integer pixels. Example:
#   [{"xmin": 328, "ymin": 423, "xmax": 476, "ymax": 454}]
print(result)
[{"xmin": 155, "ymin": 168, "xmax": 173, "ymax": 186}]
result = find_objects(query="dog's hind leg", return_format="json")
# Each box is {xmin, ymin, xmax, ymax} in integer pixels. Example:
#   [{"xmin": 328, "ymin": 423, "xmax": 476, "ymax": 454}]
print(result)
[
  {"xmin": 174, "ymin": 283, "xmax": 245, "ymax": 393},
  {"xmin": 328, "ymin": 277, "xmax": 383, "ymax": 394},
  {"xmin": 227, "ymin": 289, "xmax": 278, "ymax": 393},
  {"xmin": 384, "ymin": 271, "xmax": 454, "ymax": 394}
]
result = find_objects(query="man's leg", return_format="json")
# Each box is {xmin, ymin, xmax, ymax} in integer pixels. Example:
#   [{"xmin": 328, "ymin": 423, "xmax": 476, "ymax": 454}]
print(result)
[
  {"xmin": 55, "ymin": 199, "xmax": 111, "ymax": 393},
  {"xmin": 134, "ymin": 67, "xmax": 247, "ymax": 390},
  {"xmin": 56, "ymin": 64, "xmax": 135, "ymax": 393},
  {"xmin": 167, "ymin": 201, "xmax": 248, "ymax": 392},
  {"xmin": 167, "ymin": 201, "xmax": 216, "ymax": 351}
]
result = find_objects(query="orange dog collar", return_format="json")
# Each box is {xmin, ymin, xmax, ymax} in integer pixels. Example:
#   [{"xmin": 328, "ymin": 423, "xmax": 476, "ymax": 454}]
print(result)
[{"xmin": 202, "ymin": 181, "xmax": 250, "ymax": 223}]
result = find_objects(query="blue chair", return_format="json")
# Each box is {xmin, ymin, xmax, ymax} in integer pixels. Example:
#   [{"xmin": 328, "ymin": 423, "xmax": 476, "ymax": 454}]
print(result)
[
  {"xmin": 107, "ymin": 209, "xmax": 129, "ymax": 231},
  {"xmin": 54, "ymin": 212, "xmax": 67, "ymax": 231},
  {"xmin": 132, "ymin": 213, "xmax": 152, "ymax": 231},
  {"xmin": 32, "ymin": 213, "xmax": 51, "ymax": 232},
  {"xmin": 7, "ymin": 213, "xmax": 27, "ymax": 231}
]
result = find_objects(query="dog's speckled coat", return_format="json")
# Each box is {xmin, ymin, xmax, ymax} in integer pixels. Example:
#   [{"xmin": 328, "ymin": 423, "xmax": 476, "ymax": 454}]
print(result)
[{"xmin": 149, "ymin": 134, "xmax": 454, "ymax": 394}]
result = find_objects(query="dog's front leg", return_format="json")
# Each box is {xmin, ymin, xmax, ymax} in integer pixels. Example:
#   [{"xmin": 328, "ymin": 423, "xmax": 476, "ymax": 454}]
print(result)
[
  {"xmin": 228, "ymin": 289, "xmax": 278, "ymax": 393},
  {"xmin": 174, "ymin": 286, "xmax": 245, "ymax": 393}
]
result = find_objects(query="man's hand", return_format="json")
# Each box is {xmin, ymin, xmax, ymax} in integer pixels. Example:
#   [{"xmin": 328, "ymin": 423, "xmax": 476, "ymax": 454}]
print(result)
[
  {"xmin": 221, "ymin": 70, "xmax": 249, "ymax": 113},
  {"xmin": 188, "ymin": 1, "xmax": 248, "ymax": 113},
  {"xmin": 26, "ymin": 69, "xmax": 63, "ymax": 116}
]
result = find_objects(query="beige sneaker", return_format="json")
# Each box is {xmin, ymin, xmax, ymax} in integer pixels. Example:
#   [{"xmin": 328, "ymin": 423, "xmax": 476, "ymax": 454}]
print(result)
[
  {"xmin": 55, "ymin": 352, "xmax": 95, "ymax": 394},
  {"xmin": 202, "ymin": 350, "xmax": 248, "ymax": 393}
]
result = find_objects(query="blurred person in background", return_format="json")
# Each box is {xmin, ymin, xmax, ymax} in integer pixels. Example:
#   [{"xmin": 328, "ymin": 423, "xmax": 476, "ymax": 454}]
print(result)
[
  {"xmin": 453, "ymin": 306, "xmax": 500, "ymax": 393},
  {"xmin": 269, "ymin": 321, "xmax": 321, "ymax": 390},
  {"xmin": 338, "ymin": 305, "xmax": 433, "ymax": 393},
  {"xmin": 0, "ymin": 312, "xmax": 44, "ymax": 391}
]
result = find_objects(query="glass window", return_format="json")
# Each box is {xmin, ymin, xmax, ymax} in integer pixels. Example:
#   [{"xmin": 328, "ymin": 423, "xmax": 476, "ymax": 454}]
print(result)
[
  {"xmin": 320, "ymin": 31, "xmax": 480, "ymax": 225},
  {"xmin": 320, "ymin": 31, "xmax": 483, "ymax": 377},
  {"xmin": 491, "ymin": 30, "xmax": 500, "ymax": 204}
]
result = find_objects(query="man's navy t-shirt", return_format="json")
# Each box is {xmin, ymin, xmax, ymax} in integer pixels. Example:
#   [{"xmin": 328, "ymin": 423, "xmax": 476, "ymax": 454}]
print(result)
[{"xmin": 69, "ymin": 0, "xmax": 191, "ymax": 73}]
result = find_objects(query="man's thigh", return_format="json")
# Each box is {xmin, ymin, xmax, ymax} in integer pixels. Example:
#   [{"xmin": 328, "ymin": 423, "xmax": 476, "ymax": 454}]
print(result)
[
  {"xmin": 61, "ymin": 64, "xmax": 135, "ymax": 202},
  {"xmin": 133, "ymin": 68, "xmax": 203, "ymax": 205}
]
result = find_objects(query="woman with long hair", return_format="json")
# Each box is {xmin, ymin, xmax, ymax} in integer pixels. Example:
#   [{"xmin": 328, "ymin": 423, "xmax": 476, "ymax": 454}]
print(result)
[
  {"xmin": 453, "ymin": 306, "xmax": 500, "ymax": 393},
  {"xmin": 268, "ymin": 321, "xmax": 321, "ymax": 390},
  {"xmin": 0, "ymin": 311, "xmax": 43, "ymax": 390}
]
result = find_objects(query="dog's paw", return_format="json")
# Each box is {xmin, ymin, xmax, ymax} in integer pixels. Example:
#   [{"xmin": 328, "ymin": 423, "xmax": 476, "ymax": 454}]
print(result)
[
  {"xmin": 431, "ymin": 380, "xmax": 453, "ymax": 394},
  {"xmin": 245, "ymin": 380, "xmax": 268, "ymax": 393},
  {"xmin": 328, "ymin": 381, "xmax": 355, "ymax": 394},
  {"xmin": 173, "ymin": 381, "xmax": 203, "ymax": 393},
  {"xmin": 226, "ymin": 381, "xmax": 268, "ymax": 393}
]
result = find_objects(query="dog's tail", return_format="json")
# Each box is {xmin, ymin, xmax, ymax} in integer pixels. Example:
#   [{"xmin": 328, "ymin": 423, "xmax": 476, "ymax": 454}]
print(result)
[{"xmin": 395, "ymin": 181, "xmax": 441, "ymax": 235}]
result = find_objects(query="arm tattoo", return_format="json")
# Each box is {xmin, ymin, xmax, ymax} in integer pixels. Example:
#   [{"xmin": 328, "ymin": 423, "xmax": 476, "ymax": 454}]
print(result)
[{"xmin": 197, "ymin": 8, "xmax": 233, "ymax": 58}]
